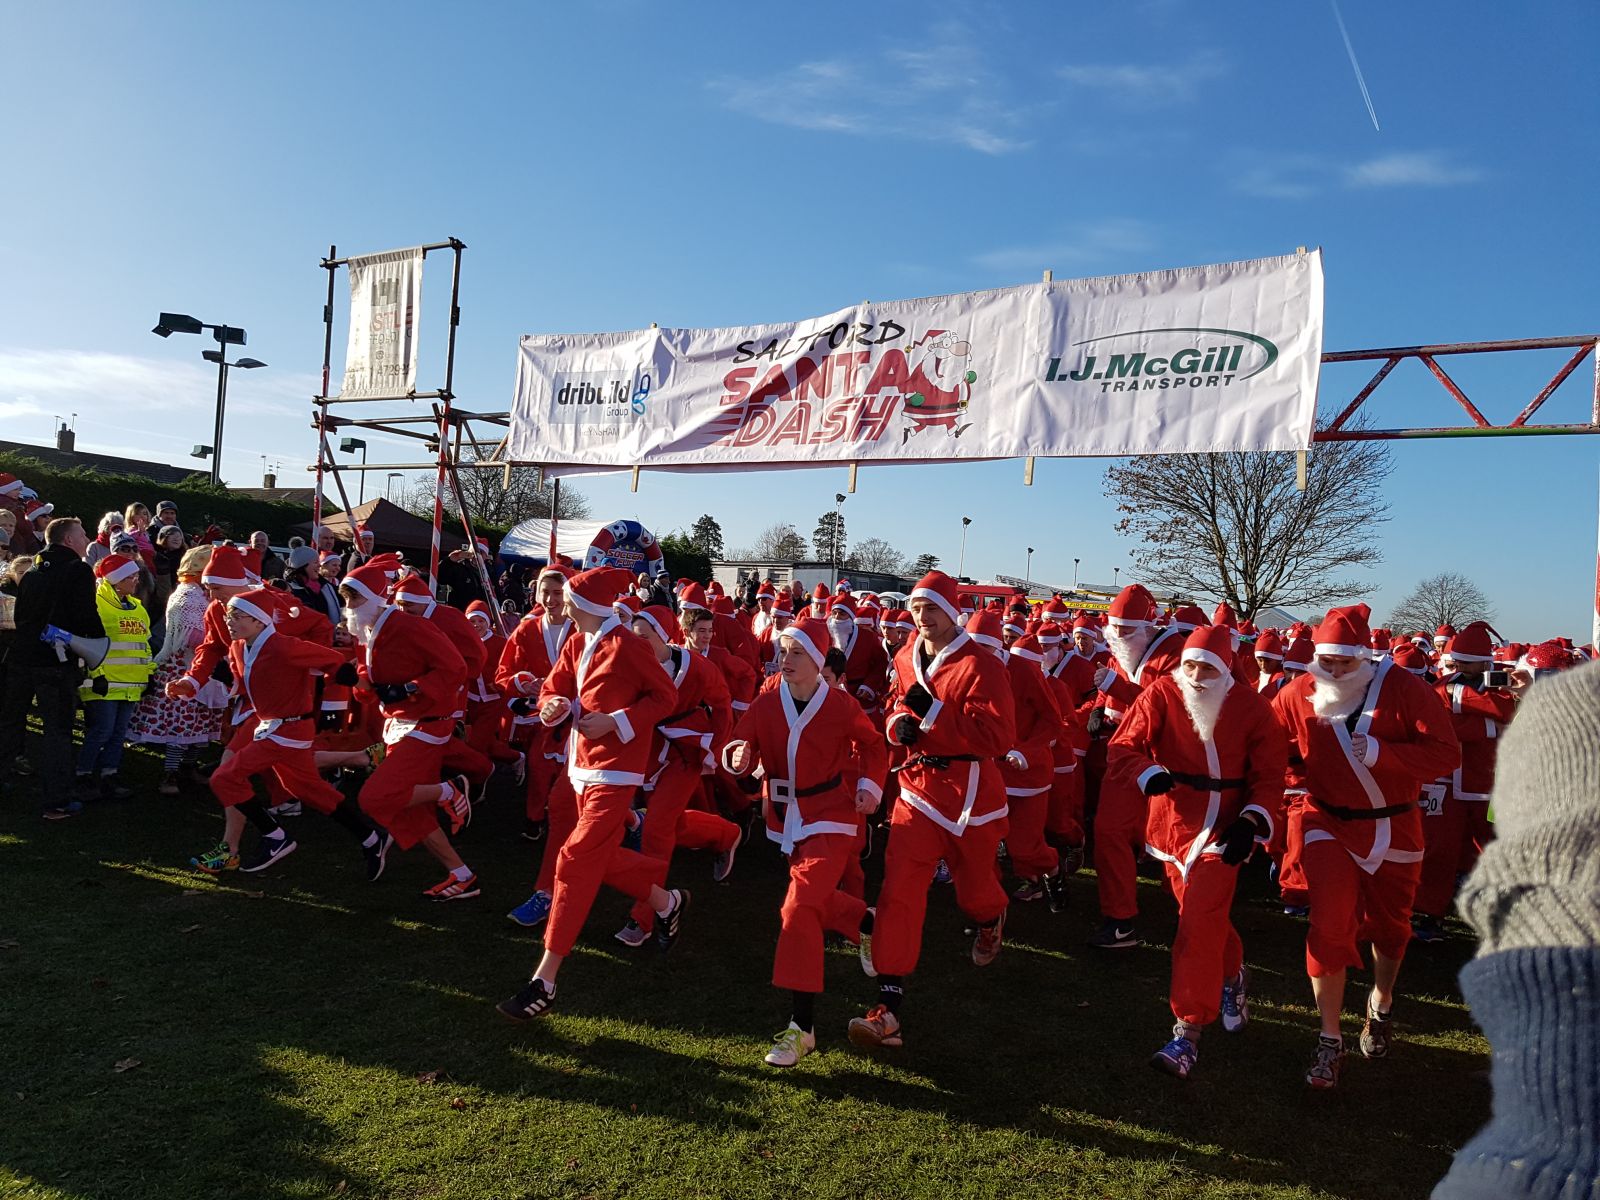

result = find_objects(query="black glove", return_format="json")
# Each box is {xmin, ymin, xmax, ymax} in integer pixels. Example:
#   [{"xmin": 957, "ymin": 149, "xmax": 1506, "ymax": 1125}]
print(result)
[
  {"xmin": 902, "ymin": 683, "xmax": 934, "ymax": 719},
  {"xmin": 212, "ymin": 660, "xmax": 233, "ymax": 687},
  {"xmin": 333, "ymin": 661, "xmax": 359, "ymax": 687},
  {"xmin": 742, "ymin": 578, "xmax": 759, "ymax": 609},
  {"xmin": 1086, "ymin": 706, "xmax": 1106, "ymax": 737},
  {"xmin": 1141, "ymin": 769, "xmax": 1174, "ymax": 796},
  {"xmin": 892, "ymin": 716, "xmax": 921, "ymax": 746},
  {"xmin": 735, "ymin": 772, "xmax": 763, "ymax": 796},
  {"xmin": 508, "ymin": 697, "xmax": 535, "ymax": 716},
  {"xmin": 374, "ymin": 681, "xmax": 416, "ymax": 705},
  {"xmin": 91, "ymin": 675, "xmax": 110, "ymax": 697},
  {"xmin": 1218, "ymin": 814, "xmax": 1264, "ymax": 866}
]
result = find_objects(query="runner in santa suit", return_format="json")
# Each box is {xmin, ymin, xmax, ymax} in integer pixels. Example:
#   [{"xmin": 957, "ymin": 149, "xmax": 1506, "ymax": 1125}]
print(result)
[
  {"xmin": 1037, "ymin": 621, "xmax": 1092, "ymax": 890},
  {"xmin": 826, "ymin": 595, "xmax": 889, "ymax": 717},
  {"xmin": 613, "ymin": 604, "xmax": 740, "ymax": 947},
  {"xmin": 744, "ymin": 580, "xmax": 778, "ymax": 638},
  {"xmin": 1087, "ymin": 584, "xmax": 1186, "ymax": 950},
  {"xmin": 391, "ymin": 574, "xmax": 495, "ymax": 794},
  {"xmin": 754, "ymin": 594, "xmax": 794, "ymax": 675},
  {"xmin": 680, "ymin": 583, "xmax": 761, "ymax": 679},
  {"xmin": 462, "ymin": 599, "xmax": 522, "ymax": 772},
  {"xmin": 1411, "ymin": 621, "xmax": 1514, "ymax": 942},
  {"xmin": 497, "ymin": 567, "xmax": 688, "ymax": 1023},
  {"xmin": 964, "ymin": 618, "xmax": 1065, "ymax": 911},
  {"xmin": 497, "ymin": 565, "xmax": 576, "ymax": 846},
  {"xmin": 846, "ymin": 571, "xmax": 1016, "ymax": 1052},
  {"xmin": 189, "ymin": 587, "xmax": 392, "ymax": 877},
  {"xmin": 723, "ymin": 616, "xmax": 887, "ymax": 1068},
  {"xmin": 1254, "ymin": 630, "xmax": 1288, "ymax": 701},
  {"xmin": 336, "ymin": 561, "xmax": 479, "ymax": 902},
  {"xmin": 1108, "ymin": 625, "xmax": 1288, "ymax": 1080},
  {"xmin": 1212, "ymin": 603, "xmax": 1259, "ymax": 690},
  {"xmin": 1272, "ymin": 603, "xmax": 1460, "ymax": 1090}
]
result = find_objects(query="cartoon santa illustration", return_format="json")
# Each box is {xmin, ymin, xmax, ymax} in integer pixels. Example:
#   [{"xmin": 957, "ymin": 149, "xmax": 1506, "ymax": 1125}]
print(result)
[{"xmin": 902, "ymin": 332, "xmax": 978, "ymax": 443}]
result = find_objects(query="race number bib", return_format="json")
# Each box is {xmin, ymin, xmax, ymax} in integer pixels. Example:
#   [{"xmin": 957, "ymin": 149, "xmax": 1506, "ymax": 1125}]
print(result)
[{"xmin": 1418, "ymin": 784, "xmax": 1447, "ymax": 817}]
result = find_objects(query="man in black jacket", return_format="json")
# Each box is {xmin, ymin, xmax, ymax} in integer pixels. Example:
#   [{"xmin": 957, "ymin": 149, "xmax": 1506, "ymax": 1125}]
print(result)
[{"xmin": 0, "ymin": 517, "xmax": 99, "ymax": 819}]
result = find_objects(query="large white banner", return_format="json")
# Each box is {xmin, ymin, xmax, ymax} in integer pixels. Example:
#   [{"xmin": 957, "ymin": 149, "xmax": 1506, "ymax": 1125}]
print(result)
[
  {"xmin": 508, "ymin": 251, "xmax": 1323, "ymax": 474},
  {"xmin": 340, "ymin": 247, "xmax": 423, "ymax": 399}
]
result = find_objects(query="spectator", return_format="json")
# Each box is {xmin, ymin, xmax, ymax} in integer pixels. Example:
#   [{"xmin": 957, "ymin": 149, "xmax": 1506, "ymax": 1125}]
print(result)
[
  {"xmin": 437, "ymin": 541, "xmax": 489, "ymax": 610},
  {"xmin": 154, "ymin": 499, "xmax": 179, "ymax": 533},
  {"xmin": 76, "ymin": 554, "xmax": 155, "ymax": 801},
  {"xmin": 283, "ymin": 545, "xmax": 340, "ymax": 624},
  {"xmin": 313, "ymin": 525, "xmax": 337, "ymax": 555},
  {"xmin": 84, "ymin": 511, "xmax": 124, "ymax": 569},
  {"xmin": 287, "ymin": 536, "xmax": 306, "ymax": 551},
  {"xmin": 123, "ymin": 503, "xmax": 156, "ymax": 567},
  {"xmin": 0, "ymin": 517, "xmax": 100, "ymax": 819},
  {"xmin": 1431, "ymin": 660, "xmax": 1600, "ymax": 1200},
  {"xmin": 318, "ymin": 551, "xmax": 344, "ymax": 587},
  {"xmin": 0, "ymin": 508, "xmax": 16, "ymax": 564},
  {"xmin": 129, "ymin": 546, "xmax": 224, "ymax": 794},
  {"xmin": 111, "ymin": 530, "xmax": 157, "ymax": 628},
  {"xmin": 0, "ymin": 554, "xmax": 35, "ymax": 724},
  {"xmin": 343, "ymin": 526, "xmax": 377, "ymax": 576},
  {"xmin": 253, "ymin": 531, "xmax": 286, "ymax": 581}
]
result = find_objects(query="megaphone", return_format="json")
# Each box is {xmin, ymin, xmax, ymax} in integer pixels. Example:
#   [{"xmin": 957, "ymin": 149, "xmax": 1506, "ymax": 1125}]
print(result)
[{"xmin": 40, "ymin": 625, "xmax": 111, "ymax": 670}]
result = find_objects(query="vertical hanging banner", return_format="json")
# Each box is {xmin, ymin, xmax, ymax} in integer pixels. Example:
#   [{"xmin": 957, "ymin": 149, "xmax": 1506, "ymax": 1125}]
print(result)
[
  {"xmin": 340, "ymin": 247, "xmax": 423, "ymax": 399},
  {"xmin": 508, "ymin": 251, "xmax": 1324, "ymax": 474}
]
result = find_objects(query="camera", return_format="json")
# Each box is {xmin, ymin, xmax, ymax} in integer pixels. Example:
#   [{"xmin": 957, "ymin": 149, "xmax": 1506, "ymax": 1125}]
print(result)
[{"xmin": 1483, "ymin": 669, "xmax": 1511, "ymax": 689}]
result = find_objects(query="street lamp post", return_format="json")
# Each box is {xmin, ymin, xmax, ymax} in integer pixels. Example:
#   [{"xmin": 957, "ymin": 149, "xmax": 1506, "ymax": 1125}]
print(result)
[
  {"xmin": 1113, "ymin": 565, "xmax": 1121, "ymax": 590},
  {"xmin": 153, "ymin": 313, "xmax": 262, "ymax": 487},
  {"xmin": 340, "ymin": 437, "xmax": 369, "ymax": 505},
  {"xmin": 1073, "ymin": 558, "xmax": 1080, "ymax": 591},
  {"xmin": 831, "ymin": 492, "xmax": 846, "ymax": 588},
  {"xmin": 1025, "ymin": 546, "xmax": 1035, "ymax": 594},
  {"xmin": 386, "ymin": 472, "xmax": 404, "ymax": 502},
  {"xmin": 957, "ymin": 516, "xmax": 972, "ymax": 580}
]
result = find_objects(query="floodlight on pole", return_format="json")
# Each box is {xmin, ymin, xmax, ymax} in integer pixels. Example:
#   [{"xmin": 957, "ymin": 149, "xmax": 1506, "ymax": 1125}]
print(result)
[
  {"xmin": 386, "ymin": 472, "xmax": 403, "ymax": 502},
  {"xmin": 1025, "ymin": 546, "xmax": 1035, "ymax": 593},
  {"xmin": 1073, "ymin": 558, "xmax": 1080, "ymax": 590},
  {"xmin": 831, "ymin": 492, "xmax": 847, "ymax": 588},
  {"xmin": 340, "ymin": 436, "xmax": 370, "ymax": 505},
  {"xmin": 957, "ymin": 516, "xmax": 973, "ymax": 581},
  {"xmin": 151, "ymin": 311, "xmax": 260, "ymax": 487}
]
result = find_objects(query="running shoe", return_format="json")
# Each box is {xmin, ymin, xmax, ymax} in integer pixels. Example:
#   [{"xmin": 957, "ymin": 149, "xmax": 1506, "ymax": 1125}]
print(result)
[
  {"xmin": 364, "ymin": 832, "xmax": 394, "ymax": 883},
  {"xmin": 423, "ymin": 871, "xmax": 480, "ymax": 902},
  {"xmin": 1087, "ymin": 917, "xmax": 1140, "ymax": 950},
  {"xmin": 1305, "ymin": 1036, "xmax": 1344, "ymax": 1089},
  {"xmin": 614, "ymin": 919, "xmax": 649, "ymax": 948},
  {"xmin": 712, "ymin": 836, "xmax": 738, "ymax": 884},
  {"xmin": 1221, "ymin": 965, "xmax": 1250, "ymax": 1033},
  {"xmin": 497, "ymin": 977, "xmax": 555, "ymax": 1021},
  {"xmin": 654, "ymin": 888, "xmax": 690, "ymax": 952},
  {"xmin": 266, "ymin": 799, "xmax": 303, "ymax": 818},
  {"xmin": 191, "ymin": 840, "xmax": 239, "ymax": 873},
  {"xmin": 438, "ymin": 775, "xmax": 472, "ymax": 835},
  {"xmin": 972, "ymin": 910, "xmax": 1005, "ymax": 967},
  {"xmin": 240, "ymin": 835, "xmax": 298, "ymax": 873},
  {"xmin": 507, "ymin": 890, "xmax": 552, "ymax": 927},
  {"xmin": 847, "ymin": 1005, "xmax": 903, "ymax": 1049},
  {"xmin": 858, "ymin": 907, "xmax": 878, "ymax": 978},
  {"xmin": 764, "ymin": 1023, "xmax": 816, "ymax": 1068},
  {"xmin": 1150, "ymin": 1032, "xmax": 1198, "ymax": 1080},
  {"xmin": 1360, "ymin": 1001, "xmax": 1393, "ymax": 1059}
]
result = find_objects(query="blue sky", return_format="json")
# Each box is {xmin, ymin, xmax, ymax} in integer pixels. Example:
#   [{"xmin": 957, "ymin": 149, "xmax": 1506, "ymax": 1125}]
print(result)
[{"xmin": 1, "ymin": 1, "xmax": 1595, "ymax": 640}]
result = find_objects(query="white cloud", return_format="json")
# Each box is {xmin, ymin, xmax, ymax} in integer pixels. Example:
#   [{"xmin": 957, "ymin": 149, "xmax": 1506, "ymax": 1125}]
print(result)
[
  {"xmin": 1057, "ymin": 51, "xmax": 1229, "ymax": 107},
  {"xmin": 0, "ymin": 348, "xmax": 315, "ymax": 421},
  {"xmin": 710, "ymin": 30, "xmax": 1031, "ymax": 155},
  {"xmin": 1344, "ymin": 151, "xmax": 1484, "ymax": 188},
  {"xmin": 972, "ymin": 219, "xmax": 1157, "ymax": 276}
]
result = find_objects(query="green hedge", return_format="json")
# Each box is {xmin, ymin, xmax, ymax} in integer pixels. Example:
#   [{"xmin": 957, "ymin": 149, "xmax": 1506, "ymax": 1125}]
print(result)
[{"xmin": 0, "ymin": 453, "xmax": 313, "ymax": 544}]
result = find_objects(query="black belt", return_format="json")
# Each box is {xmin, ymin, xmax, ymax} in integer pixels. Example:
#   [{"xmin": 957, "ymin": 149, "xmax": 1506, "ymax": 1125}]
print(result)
[
  {"xmin": 793, "ymin": 773, "xmax": 842, "ymax": 798},
  {"xmin": 893, "ymin": 753, "xmax": 980, "ymax": 774},
  {"xmin": 657, "ymin": 705, "xmax": 708, "ymax": 729},
  {"xmin": 1312, "ymin": 797, "xmax": 1415, "ymax": 821},
  {"xmin": 1169, "ymin": 771, "xmax": 1246, "ymax": 791}
]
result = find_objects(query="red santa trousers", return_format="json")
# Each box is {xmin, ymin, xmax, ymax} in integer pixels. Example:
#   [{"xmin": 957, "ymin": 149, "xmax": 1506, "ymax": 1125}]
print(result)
[
  {"xmin": 465, "ymin": 706, "xmax": 521, "ymax": 765},
  {"xmin": 838, "ymin": 829, "xmax": 866, "ymax": 901},
  {"xmin": 1271, "ymin": 796, "xmax": 1311, "ymax": 907},
  {"xmin": 211, "ymin": 734, "xmax": 345, "ymax": 815},
  {"xmin": 220, "ymin": 720, "xmax": 292, "ymax": 807},
  {"xmin": 1302, "ymin": 838, "xmax": 1422, "ymax": 977},
  {"xmin": 441, "ymin": 736, "xmax": 493, "ymax": 789},
  {"xmin": 1163, "ymin": 857, "xmax": 1244, "ymax": 1027},
  {"xmin": 534, "ymin": 772, "xmax": 579, "ymax": 895},
  {"xmin": 359, "ymin": 736, "xmax": 447, "ymax": 851},
  {"xmin": 524, "ymin": 739, "xmax": 562, "ymax": 823},
  {"xmin": 1006, "ymin": 791, "xmax": 1059, "ymax": 878},
  {"xmin": 872, "ymin": 802, "xmax": 1009, "ymax": 977},
  {"xmin": 545, "ymin": 782, "xmax": 668, "ymax": 958},
  {"xmin": 773, "ymin": 833, "xmax": 869, "ymax": 993},
  {"xmin": 1047, "ymin": 765, "xmax": 1085, "ymax": 846},
  {"xmin": 1093, "ymin": 777, "xmax": 1147, "ymax": 921},
  {"xmin": 629, "ymin": 762, "xmax": 705, "ymax": 934},
  {"xmin": 1414, "ymin": 793, "xmax": 1495, "ymax": 918}
]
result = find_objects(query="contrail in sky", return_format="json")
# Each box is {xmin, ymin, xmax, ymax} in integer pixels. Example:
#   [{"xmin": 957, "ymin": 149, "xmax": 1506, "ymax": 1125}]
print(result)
[{"xmin": 1330, "ymin": 0, "xmax": 1381, "ymax": 132}]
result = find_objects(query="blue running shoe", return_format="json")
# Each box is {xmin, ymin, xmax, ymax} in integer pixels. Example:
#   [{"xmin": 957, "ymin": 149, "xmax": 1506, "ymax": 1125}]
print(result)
[
  {"xmin": 1149, "ymin": 1032, "xmax": 1198, "ymax": 1079},
  {"xmin": 932, "ymin": 859, "xmax": 952, "ymax": 885},
  {"xmin": 1221, "ymin": 965, "xmax": 1249, "ymax": 1033},
  {"xmin": 507, "ymin": 890, "xmax": 552, "ymax": 928},
  {"xmin": 622, "ymin": 812, "xmax": 643, "ymax": 852}
]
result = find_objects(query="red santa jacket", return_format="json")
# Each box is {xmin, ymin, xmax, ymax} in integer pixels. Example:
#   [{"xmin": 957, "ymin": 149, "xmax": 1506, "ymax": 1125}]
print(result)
[
  {"xmin": 469, "ymin": 628, "xmax": 508, "ymax": 705},
  {"xmin": 231, "ymin": 627, "xmax": 345, "ymax": 749},
  {"xmin": 1043, "ymin": 665, "xmax": 1090, "ymax": 780},
  {"xmin": 1257, "ymin": 668, "xmax": 1286, "ymax": 702},
  {"xmin": 1272, "ymin": 660, "xmax": 1460, "ymax": 874},
  {"xmin": 358, "ymin": 607, "xmax": 468, "ymax": 742},
  {"xmin": 539, "ymin": 617, "xmax": 677, "ymax": 791},
  {"xmin": 713, "ymin": 612, "xmax": 761, "ymax": 678},
  {"xmin": 650, "ymin": 645, "xmax": 733, "ymax": 781},
  {"xmin": 1108, "ymin": 676, "xmax": 1288, "ymax": 878},
  {"xmin": 835, "ymin": 624, "xmax": 890, "ymax": 711},
  {"xmin": 704, "ymin": 643, "xmax": 757, "ymax": 713},
  {"xmin": 1434, "ymin": 674, "xmax": 1516, "ymax": 800},
  {"xmin": 884, "ymin": 632, "xmax": 1015, "ymax": 837},
  {"xmin": 1098, "ymin": 626, "xmax": 1185, "ymax": 725},
  {"xmin": 728, "ymin": 678, "xmax": 888, "ymax": 853},
  {"xmin": 1000, "ymin": 651, "xmax": 1062, "ymax": 798},
  {"xmin": 184, "ymin": 595, "xmax": 332, "ymax": 689},
  {"xmin": 496, "ymin": 614, "xmax": 574, "ymax": 750}
]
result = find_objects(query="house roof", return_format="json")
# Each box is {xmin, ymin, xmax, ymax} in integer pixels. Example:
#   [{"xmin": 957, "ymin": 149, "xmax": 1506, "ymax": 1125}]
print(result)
[{"xmin": 0, "ymin": 439, "xmax": 205, "ymax": 486}]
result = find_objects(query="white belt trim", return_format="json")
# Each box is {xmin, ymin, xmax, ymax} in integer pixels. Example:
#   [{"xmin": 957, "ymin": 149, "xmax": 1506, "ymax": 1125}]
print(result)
[
  {"xmin": 1053, "ymin": 764, "xmax": 1077, "ymax": 774},
  {"xmin": 383, "ymin": 717, "xmax": 451, "ymax": 746},
  {"xmin": 1005, "ymin": 785, "xmax": 1051, "ymax": 798},
  {"xmin": 568, "ymin": 765, "xmax": 645, "ymax": 794}
]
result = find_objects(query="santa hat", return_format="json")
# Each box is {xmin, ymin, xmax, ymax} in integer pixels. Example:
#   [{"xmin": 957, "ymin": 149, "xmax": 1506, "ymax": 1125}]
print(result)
[
  {"xmin": 706, "ymin": 580, "xmax": 725, "ymax": 598},
  {"xmin": 394, "ymin": 574, "xmax": 436, "ymax": 604},
  {"xmin": 1239, "ymin": 620, "xmax": 1259, "ymax": 639},
  {"xmin": 614, "ymin": 593, "xmax": 643, "ymax": 622},
  {"xmin": 1037, "ymin": 621, "xmax": 1064, "ymax": 647},
  {"xmin": 780, "ymin": 617, "xmax": 830, "ymax": 670},
  {"xmin": 967, "ymin": 610, "xmax": 1005, "ymax": 654},
  {"xmin": 1435, "ymin": 624, "xmax": 1457, "ymax": 642},
  {"xmin": 756, "ymin": 581, "xmax": 776, "ymax": 599},
  {"xmin": 890, "ymin": 608, "xmax": 915, "ymax": 633},
  {"xmin": 566, "ymin": 565, "xmax": 635, "ymax": 618},
  {"xmin": 1169, "ymin": 603, "xmax": 1210, "ymax": 632},
  {"xmin": 1108, "ymin": 584, "xmax": 1159, "ymax": 627},
  {"xmin": 1313, "ymin": 603, "xmax": 1373, "ymax": 659},
  {"xmin": 94, "ymin": 553, "xmax": 141, "ymax": 585},
  {"xmin": 679, "ymin": 582, "xmax": 710, "ymax": 613},
  {"xmin": 1254, "ymin": 629, "xmax": 1286, "ymax": 661},
  {"xmin": 318, "ymin": 551, "xmax": 341, "ymax": 569},
  {"xmin": 1447, "ymin": 620, "xmax": 1499, "ymax": 663},
  {"xmin": 539, "ymin": 562, "xmax": 575, "ymax": 583},
  {"xmin": 1289, "ymin": 621, "xmax": 1313, "ymax": 640},
  {"xmin": 226, "ymin": 587, "xmax": 281, "ymax": 627},
  {"xmin": 1041, "ymin": 598, "xmax": 1070, "ymax": 624},
  {"xmin": 1212, "ymin": 602, "xmax": 1239, "ymax": 630},
  {"xmin": 810, "ymin": 583, "xmax": 829, "ymax": 602},
  {"xmin": 465, "ymin": 599, "xmax": 494, "ymax": 631},
  {"xmin": 1180, "ymin": 624, "xmax": 1234, "ymax": 676},
  {"xmin": 1370, "ymin": 628, "xmax": 1392, "ymax": 654},
  {"xmin": 712, "ymin": 595, "xmax": 735, "ymax": 618},
  {"xmin": 1002, "ymin": 615, "xmax": 1026, "ymax": 638},
  {"xmin": 1526, "ymin": 640, "xmax": 1574, "ymax": 672},
  {"xmin": 201, "ymin": 543, "xmax": 251, "ymax": 588},
  {"xmin": 1071, "ymin": 612, "xmax": 1099, "ymax": 635},
  {"xmin": 1283, "ymin": 637, "xmax": 1315, "ymax": 670},
  {"xmin": 959, "ymin": 594, "xmax": 976, "ymax": 616},
  {"xmin": 909, "ymin": 571, "xmax": 962, "ymax": 624},
  {"xmin": 23, "ymin": 498, "xmax": 52, "ymax": 522},
  {"xmin": 830, "ymin": 595, "xmax": 857, "ymax": 620},
  {"xmin": 1391, "ymin": 642, "xmax": 1430, "ymax": 675},
  {"xmin": 1010, "ymin": 634, "xmax": 1045, "ymax": 664},
  {"xmin": 773, "ymin": 593, "xmax": 794, "ymax": 617},
  {"xmin": 836, "ymin": 579, "xmax": 853, "ymax": 595},
  {"xmin": 633, "ymin": 603, "xmax": 681, "ymax": 646},
  {"xmin": 0, "ymin": 474, "xmax": 21, "ymax": 496},
  {"xmin": 342, "ymin": 559, "xmax": 395, "ymax": 606},
  {"xmin": 356, "ymin": 524, "xmax": 375, "ymax": 542}
]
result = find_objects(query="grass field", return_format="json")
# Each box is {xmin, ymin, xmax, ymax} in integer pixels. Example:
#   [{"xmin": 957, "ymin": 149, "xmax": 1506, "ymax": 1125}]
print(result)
[{"xmin": 0, "ymin": 748, "xmax": 1488, "ymax": 1200}]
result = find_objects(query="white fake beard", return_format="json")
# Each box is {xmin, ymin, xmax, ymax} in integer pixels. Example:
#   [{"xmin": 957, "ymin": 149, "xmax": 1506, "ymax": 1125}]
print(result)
[
  {"xmin": 828, "ymin": 620, "xmax": 852, "ymax": 651},
  {"xmin": 1307, "ymin": 658, "xmax": 1376, "ymax": 720},
  {"xmin": 752, "ymin": 610, "xmax": 774, "ymax": 638},
  {"xmin": 1178, "ymin": 673, "xmax": 1231, "ymax": 743},
  {"xmin": 1107, "ymin": 626, "xmax": 1153, "ymax": 677},
  {"xmin": 343, "ymin": 601, "xmax": 381, "ymax": 646}
]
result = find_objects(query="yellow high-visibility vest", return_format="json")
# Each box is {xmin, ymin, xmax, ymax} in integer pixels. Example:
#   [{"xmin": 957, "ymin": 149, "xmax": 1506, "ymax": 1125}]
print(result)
[{"xmin": 81, "ymin": 581, "xmax": 154, "ymax": 702}]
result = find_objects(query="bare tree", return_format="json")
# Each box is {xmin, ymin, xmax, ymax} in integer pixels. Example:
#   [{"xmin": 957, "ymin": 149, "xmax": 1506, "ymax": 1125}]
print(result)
[
  {"xmin": 397, "ymin": 452, "xmax": 590, "ymax": 529},
  {"xmin": 849, "ymin": 537, "xmax": 906, "ymax": 573},
  {"xmin": 1103, "ymin": 429, "xmax": 1392, "ymax": 622},
  {"xmin": 1387, "ymin": 573, "xmax": 1495, "ymax": 634},
  {"xmin": 739, "ymin": 522, "xmax": 808, "ymax": 561}
]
